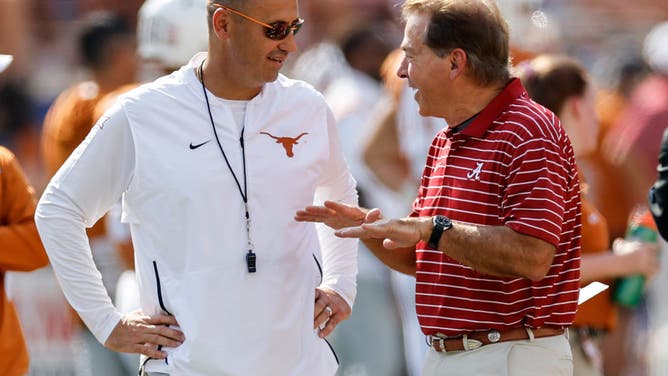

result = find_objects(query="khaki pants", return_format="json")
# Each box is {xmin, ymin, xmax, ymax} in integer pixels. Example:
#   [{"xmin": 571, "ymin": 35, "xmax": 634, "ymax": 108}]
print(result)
[{"xmin": 423, "ymin": 333, "xmax": 573, "ymax": 376}]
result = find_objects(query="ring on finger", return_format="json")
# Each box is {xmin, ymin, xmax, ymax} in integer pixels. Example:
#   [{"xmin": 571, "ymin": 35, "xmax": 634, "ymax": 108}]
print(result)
[{"xmin": 325, "ymin": 306, "xmax": 333, "ymax": 316}]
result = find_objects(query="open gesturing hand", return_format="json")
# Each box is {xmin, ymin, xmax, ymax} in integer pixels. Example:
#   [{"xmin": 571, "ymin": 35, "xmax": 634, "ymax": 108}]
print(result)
[
  {"xmin": 104, "ymin": 310, "xmax": 184, "ymax": 359},
  {"xmin": 295, "ymin": 200, "xmax": 381, "ymax": 230},
  {"xmin": 336, "ymin": 216, "xmax": 432, "ymax": 249}
]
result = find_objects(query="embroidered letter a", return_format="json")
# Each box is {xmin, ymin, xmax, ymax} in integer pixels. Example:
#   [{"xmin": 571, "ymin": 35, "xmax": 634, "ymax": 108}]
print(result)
[{"xmin": 467, "ymin": 162, "xmax": 483, "ymax": 181}]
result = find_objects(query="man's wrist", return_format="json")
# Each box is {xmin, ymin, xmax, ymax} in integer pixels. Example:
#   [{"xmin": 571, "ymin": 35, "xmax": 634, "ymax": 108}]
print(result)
[
  {"xmin": 427, "ymin": 215, "xmax": 453, "ymax": 249},
  {"xmin": 420, "ymin": 217, "xmax": 434, "ymax": 242},
  {"xmin": 318, "ymin": 283, "xmax": 354, "ymax": 310}
]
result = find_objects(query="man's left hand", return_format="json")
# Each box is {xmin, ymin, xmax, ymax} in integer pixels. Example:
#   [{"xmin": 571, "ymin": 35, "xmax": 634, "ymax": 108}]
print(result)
[
  {"xmin": 336, "ymin": 216, "xmax": 432, "ymax": 249},
  {"xmin": 313, "ymin": 286, "xmax": 351, "ymax": 338}
]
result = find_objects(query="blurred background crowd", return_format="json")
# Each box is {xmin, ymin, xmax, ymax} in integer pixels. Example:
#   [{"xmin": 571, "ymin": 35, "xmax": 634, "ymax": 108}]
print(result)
[{"xmin": 1, "ymin": 0, "xmax": 668, "ymax": 375}]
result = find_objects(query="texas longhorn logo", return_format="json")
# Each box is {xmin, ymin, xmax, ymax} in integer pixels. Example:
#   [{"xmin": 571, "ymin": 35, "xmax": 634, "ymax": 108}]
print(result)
[{"xmin": 260, "ymin": 132, "xmax": 309, "ymax": 158}]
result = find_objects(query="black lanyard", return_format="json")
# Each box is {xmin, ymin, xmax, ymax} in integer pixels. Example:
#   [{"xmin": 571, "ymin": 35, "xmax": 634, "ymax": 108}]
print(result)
[{"xmin": 198, "ymin": 60, "xmax": 256, "ymax": 273}]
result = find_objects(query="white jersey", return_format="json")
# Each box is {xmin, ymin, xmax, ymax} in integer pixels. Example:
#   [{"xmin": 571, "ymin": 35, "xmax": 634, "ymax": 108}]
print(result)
[{"xmin": 36, "ymin": 53, "xmax": 358, "ymax": 376}]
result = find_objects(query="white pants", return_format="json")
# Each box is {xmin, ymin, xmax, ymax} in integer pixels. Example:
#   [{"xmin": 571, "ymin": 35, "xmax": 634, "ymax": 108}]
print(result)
[{"xmin": 423, "ymin": 333, "xmax": 573, "ymax": 376}]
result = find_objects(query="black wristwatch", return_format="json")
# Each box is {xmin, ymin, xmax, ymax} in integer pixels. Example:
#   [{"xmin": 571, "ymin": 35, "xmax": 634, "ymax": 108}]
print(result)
[{"xmin": 428, "ymin": 215, "xmax": 453, "ymax": 249}]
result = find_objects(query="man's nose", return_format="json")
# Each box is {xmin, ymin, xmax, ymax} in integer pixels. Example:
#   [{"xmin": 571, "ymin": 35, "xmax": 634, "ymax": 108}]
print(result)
[
  {"xmin": 396, "ymin": 57, "xmax": 408, "ymax": 79},
  {"xmin": 279, "ymin": 32, "xmax": 298, "ymax": 54}
]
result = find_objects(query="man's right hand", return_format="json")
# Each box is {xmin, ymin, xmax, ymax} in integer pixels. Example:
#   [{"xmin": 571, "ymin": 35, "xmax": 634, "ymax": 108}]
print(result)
[{"xmin": 104, "ymin": 310, "xmax": 184, "ymax": 358}]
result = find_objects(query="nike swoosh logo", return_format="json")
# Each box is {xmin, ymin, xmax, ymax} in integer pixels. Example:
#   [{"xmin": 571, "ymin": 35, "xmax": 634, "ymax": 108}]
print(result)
[{"xmin": 189, "ymin": 140, "xmax": 211, "ymax": 150}]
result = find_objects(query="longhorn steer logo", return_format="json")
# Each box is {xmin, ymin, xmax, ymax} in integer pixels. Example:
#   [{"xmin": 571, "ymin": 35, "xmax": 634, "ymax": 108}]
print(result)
[{"xmin": 260, "ymin": 132, "xmax": 309, "ymax": 158}]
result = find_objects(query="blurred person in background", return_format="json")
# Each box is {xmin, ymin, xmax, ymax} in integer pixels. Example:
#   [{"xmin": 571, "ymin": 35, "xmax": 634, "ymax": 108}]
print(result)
[
  {"xmin": 0, "ymin": 71, "xmax": 36, "ymax": 182},
  {"xmin": 39, "ymin": 10, "xmax": 138, "ymax": 376},
  {"xmin": 35, "ymin": 0, "xmax": 358, "ymax": 374},
  {"xmin": 288, "ymin": 0, "xmax": 398, "ymax": 94},
  {"xmin": 321, "ymin": 23, "xmax": 397, "ymax": 210},
  {"xmin": 583, "ymin": 55, "xmax": 650, "ymax": 243},
  {"xmin": 42, "ymin": 11, "xmax": 137, "ymax": 179},
  {"xmin": 600, "ymin": 21, "xmax": 668, "ymax": 376},
  {"xmin": 362, "ymin": 48, "xmax": 442, "ymax": 376},
  {"xmin": 296, "ymin": 0, "xmax": 398, "ymax": 53},
  {"xmin": 604, "ymin": 21, "xmax": 668, "ymax": 216},
  {"xmin": 298, "ymin": 0, "xmax": 581, "ymax": 374},
  {"xmin": 584, "ymin": 47, "xmax": 652, "ymax": 376},
  {"xmin": 0, "ymin": 1, "xmax": 42, "ymax": 187},
  {"xmin": 519, "ymin": 54, "xmax": 660, "ymax": 376},
  {"xmin": 0, "ymin": 54, "xmax": 50, "ymax": 376}
]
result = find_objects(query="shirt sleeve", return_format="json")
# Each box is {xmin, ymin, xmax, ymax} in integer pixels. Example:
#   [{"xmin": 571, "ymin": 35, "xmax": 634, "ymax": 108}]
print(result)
[
  {"xmin": 0, "ymin": 149, "xmax": 49, "ymax": 271},
  {"xmin": 314, "ymin": 108, "xmax": 359, "ymax": 309},
  {"xmin": 503, "ymin": 131, "xmax": 573, "ymax": 247},
  {"xmin": 35, "ymin": 104, "xmax": 135, "ymax": 344}
]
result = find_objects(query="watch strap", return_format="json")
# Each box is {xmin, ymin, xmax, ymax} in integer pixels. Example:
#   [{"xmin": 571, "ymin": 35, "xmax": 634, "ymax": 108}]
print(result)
[{"xmin": 428, "ymin": 215, "xmax": 451, "ymax": 249}]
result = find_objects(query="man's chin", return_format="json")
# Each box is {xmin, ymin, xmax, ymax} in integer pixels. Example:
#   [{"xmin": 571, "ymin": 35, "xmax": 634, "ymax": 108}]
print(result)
[{"xmin": 264, "ymin": 71, "xmax": 280, "ymax": 83}]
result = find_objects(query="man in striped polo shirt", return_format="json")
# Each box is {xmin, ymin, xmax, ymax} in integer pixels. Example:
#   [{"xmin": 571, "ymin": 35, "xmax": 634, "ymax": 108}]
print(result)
[{"xmin": 296, "ymin": 0, "xmax": 581, "ymax": 374}]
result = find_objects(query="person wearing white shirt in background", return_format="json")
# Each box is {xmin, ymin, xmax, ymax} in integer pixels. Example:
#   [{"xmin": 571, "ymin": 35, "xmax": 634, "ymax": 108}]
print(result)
[{"xmin": 35, "ymin": 0, "xmax": 358, "ymax": 375}]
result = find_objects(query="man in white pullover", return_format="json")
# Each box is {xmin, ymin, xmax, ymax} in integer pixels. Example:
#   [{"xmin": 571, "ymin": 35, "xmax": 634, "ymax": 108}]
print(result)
[{"xmin": 35, "ymin": 0, "xmax": 358, "ymax": 375}]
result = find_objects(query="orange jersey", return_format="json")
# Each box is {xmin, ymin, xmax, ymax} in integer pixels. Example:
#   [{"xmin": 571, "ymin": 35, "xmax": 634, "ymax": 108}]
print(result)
[
  {"xmin": 573, "ymin": 198, "xmax": 617, "ymax": 331},
  {"xmin": 578, "ymin": 89, "xmax": 637, "ymax": 241},
  {"xmin": 92, "ymin": 83, "xmax": 139, "ymax": 122},
  {"xmin": 41, "ymin": 82, "xmax": 110, "ymax": 239},
  {"xmin": 0, "ymin": 146, "xmax": 49, "ymax": 376}
]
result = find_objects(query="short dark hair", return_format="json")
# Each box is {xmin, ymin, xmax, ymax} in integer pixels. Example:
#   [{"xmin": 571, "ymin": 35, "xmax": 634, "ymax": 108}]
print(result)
[
  {"xmin": 402, "ymin": 0, "xmax": 510, "ymax": 86},
  {"xmin": 78, "ymin": 11, "xmax": 132, "ymax": 70},
  {"xmin": 518, "ymin": 55, "xmax": 588, "ymax": 116}
]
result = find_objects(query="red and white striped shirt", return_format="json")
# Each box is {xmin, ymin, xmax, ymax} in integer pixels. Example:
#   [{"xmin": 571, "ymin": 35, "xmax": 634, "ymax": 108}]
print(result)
[{"xmin": 411, "ymin": 78, "xmax": 581, "ymax": 336}]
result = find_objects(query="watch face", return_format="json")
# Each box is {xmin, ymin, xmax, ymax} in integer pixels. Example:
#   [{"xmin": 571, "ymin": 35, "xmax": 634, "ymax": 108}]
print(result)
[{"xmin": 434, "ymin": 215, "xmax": 451, "ymax": 228}]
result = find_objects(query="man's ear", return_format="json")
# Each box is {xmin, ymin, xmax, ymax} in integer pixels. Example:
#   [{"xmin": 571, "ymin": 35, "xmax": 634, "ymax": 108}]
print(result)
[
  {"xmin": 448, "ymin": 48, "xmax": 467, "ymax": 80},
  {"xmin": 211, "ymin": 8, "xmax": 230, "ymax": 40}
]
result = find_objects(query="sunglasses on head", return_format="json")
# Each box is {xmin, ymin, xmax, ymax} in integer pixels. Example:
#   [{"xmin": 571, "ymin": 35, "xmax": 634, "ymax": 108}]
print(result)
[{"xmin": 212, "ymin": 4, "xmax": 304, "ymax": 41}]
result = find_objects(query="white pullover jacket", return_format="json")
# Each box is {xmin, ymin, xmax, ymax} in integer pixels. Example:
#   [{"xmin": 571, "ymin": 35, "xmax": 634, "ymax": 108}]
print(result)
[{"xmin": 36, "ymin": 54, "xmax": 358, "ymax": 376}]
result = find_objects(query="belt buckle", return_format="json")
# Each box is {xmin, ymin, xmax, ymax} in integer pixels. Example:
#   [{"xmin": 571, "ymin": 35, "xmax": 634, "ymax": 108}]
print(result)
[{"xmin": 487, "ymin": 330, "xmax": 501, "ymax": 343}]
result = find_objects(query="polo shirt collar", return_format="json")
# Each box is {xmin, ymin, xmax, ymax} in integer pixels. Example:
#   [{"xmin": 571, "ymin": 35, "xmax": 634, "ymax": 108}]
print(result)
[{"xmin": 455, "ymin": 77, "xmax": 526, "ymax": 138}]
